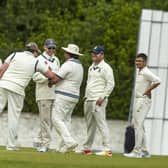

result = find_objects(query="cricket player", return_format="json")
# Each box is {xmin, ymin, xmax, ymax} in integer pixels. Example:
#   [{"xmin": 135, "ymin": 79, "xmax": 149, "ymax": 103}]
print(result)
[
  {"xmin": 0, "ymin": 42, "xmax": 58, "ymax": 150},
  {"xmin": 0, "ymin": 58, "xmax": 7, "ymax": 114},
  {"xmin": 33, "ymin": 39, "xmax": 60, "ymax": 152},
  {"xmin": 83, "ymin": 46, "xmax": 115, "ymax": 152},
  {"xmin": 124, "ymin": 53, "xmax": 161, "ymax": 158},
  {"xmin": 48, "ymin": 44, "xmax": 84, "ymax": 153}
]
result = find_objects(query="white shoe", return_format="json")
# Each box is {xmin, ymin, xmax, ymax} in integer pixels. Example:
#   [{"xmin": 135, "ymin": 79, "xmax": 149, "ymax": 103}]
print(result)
[
  {"xmin": 60, "ymin": 143, "xmax": 78, "ymax": 153},
  {"xmin": 142, "ymin": 151, "xmax": 151, "ymax": 158},
  {"xmin": 124, "ymin": 152, "xmax": 142, "ymax": 158},
  {"xmin": 6, "ymin": 146, "xmax": 20, "ymax": 151},
  {"xmin": 37, "ymin": 146, "xmax": 48, "ymax": 152},
  {"xmin": 33, "ymin": 141, "xmax": 41, "ymax": 148}
]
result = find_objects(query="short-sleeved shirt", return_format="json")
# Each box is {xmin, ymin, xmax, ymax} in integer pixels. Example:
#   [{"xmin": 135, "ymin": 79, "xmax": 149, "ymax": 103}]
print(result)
[
  {"xmin": 85, "ymin": 60, "xmax": 115, "ymax": 100},
  {"xmin": 135, "ymin": 66, "xmax": 161, "ymax": 98},
  {"xmin": 33, "ymin": 52, "xmax": 60, "ymax": 101},
  {"xmin": 55, "ymin": 58, "xmax": 84, "ymax": 103},
  {"xmin": 0, "ymin": 51, "xmax": 48, "ymax": 96}
]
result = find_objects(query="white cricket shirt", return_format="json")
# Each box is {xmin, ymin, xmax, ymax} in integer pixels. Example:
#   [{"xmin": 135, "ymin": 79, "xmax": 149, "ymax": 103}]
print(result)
[
  {"xmin": 135, "ymin": 66, "xmax": 161, "ymax": 98},
  {"xmin": 85, "ymin": 59, "xmax": 115, "ymax": 100},
  {"xmin": 33, "ymin": 52, "xmax": 60, "ymax": 101},
  {"xmin": 0, "ymin": 51, "xmax": 48, "ymax": 96},
  {"xmin": 55, "ymin": 58, "xmax": 84, "ymax": 103}
]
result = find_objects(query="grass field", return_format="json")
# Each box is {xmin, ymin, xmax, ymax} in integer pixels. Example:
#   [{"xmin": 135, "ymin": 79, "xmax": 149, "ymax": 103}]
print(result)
[{"xmin": 0, "ymin": 146, "xmax": 167, "ymax": 168}]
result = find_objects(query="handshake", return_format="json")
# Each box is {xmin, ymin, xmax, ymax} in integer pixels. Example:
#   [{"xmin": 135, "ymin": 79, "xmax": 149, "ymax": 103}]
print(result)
[{"xmin": 48, "ymin": 77, "xmax": 56, "ymax": 88}]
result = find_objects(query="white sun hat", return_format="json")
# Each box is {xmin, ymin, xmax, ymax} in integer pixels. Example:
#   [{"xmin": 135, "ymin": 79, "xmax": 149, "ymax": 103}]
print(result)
[{"xmin": 62, "ymin": 44, "xmax": 83, "ymax": 56}]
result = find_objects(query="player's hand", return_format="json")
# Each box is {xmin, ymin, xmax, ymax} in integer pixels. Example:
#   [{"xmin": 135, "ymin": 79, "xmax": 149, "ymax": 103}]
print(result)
[
  {"xmin": 143, "ymin": 90, "xmax": 151, "ymax": 99},
  {"xmin": 96, "ymin": 97, "xmax": 104, "ymax": 106}
]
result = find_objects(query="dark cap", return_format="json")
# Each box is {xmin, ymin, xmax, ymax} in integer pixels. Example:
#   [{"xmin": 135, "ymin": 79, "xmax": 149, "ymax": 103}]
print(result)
[
  {"xmin": 44, "ymin": 38, "xmax": 56, "ymax": 48},
  {"xmin": 92, "ymin": 45, "xmax": 105, "ymax": 54},
  {"xmin": 25, "ymin": 42, "xmax": 41, "ymax": 53}
]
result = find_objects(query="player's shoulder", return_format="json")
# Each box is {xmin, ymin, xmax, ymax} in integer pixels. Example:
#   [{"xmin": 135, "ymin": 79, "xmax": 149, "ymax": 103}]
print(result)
[
  {"xmin": 103, "ymin": 61, "xmax": 113, "ymax": 71},
  {"xmin": 142, "ymin": 66, "xmax": 152, "ymax": 75}
]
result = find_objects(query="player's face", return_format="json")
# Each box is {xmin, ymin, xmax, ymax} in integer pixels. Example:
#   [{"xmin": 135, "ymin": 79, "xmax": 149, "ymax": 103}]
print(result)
[
  {"xmin": 91, "ymin": 53, "xmax": 104, "ymax": 64},
  {"xmin": 64, "ymin": 52, "xmax": 70, "ymax": 60},
  {"xmin": 44, "ymin": 46, "xmax": 56, "ymax": 56},
  {"xmin": 135, "ymin": 57, "xmax": 146, "ymax": 69}
]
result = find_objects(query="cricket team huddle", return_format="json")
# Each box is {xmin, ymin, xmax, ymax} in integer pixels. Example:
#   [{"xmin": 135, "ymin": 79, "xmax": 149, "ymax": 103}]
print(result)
[{"xmin": 0, "ymin": 38, "xmax": 161, "ymax": 158}]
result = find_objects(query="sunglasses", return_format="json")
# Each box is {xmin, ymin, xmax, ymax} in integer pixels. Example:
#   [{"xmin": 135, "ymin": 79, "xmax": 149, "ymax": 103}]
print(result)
[{"xmin": 48, "ymin": 47, "xmax": 56, "ymax": 50}]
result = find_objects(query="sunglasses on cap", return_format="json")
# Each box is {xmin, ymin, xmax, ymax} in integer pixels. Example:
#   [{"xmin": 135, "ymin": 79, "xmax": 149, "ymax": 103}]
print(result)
[{"xmin": 48, "ymin": 47, "xmax": 56, "ymax": 50}]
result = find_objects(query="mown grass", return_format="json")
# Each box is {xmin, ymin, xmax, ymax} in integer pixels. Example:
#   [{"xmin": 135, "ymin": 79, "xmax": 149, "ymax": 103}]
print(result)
[{"xmin": 0, "ymin": 146, "xmax": 167, "ymax": 168}]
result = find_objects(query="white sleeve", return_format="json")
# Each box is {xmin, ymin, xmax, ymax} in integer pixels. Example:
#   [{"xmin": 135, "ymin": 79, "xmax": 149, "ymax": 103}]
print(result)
[
  {"xmin": 52, "ymin": 57, "xmax": 60, "ymax": 73},
  {"xmin": 101, "ymin": 65, "xmax": 115, "ymax": 98},
  {"xmin": 35, "ymin": 60, "xmax": 48, "ymax": 74},
  {"xmin": 56, "ymin": 62, "xmax": 71, "ymax": 79},
  {"xmin": 144, "ymin": 69, "xmax": 161, "ymax": 84},
  {"xmin": 33, "ymin": 72, "xmax": 47, "ymax": 83},
  {"xmin": 4, "ymin": 52, "xmax": 16, "ymax": 64}
]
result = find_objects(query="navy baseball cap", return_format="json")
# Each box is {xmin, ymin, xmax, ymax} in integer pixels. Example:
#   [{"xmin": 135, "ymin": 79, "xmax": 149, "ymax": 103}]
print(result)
[
  {"xmin": 92, "ymin": 45, "xmax": 105, "ymax": 54},
  {"xmin": 44, "ymin": 38, "xmax": 56, "ymax": 48}
]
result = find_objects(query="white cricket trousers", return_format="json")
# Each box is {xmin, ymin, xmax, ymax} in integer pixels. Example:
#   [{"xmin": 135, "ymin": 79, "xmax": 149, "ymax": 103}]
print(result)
[
  {"xmin": 0, "ymin": 88, "xmax": 24, "ymax": 147},
  {"xmin": 52, "ymin": 95, "xmax": 77, "ymax": 146},
  {"xmin": 132, "ymin": 97, "xmax": 151, "ymax": 153},
  {"xmin": 35, "ymin": 100, "xmax": 54, "ymax": 147},
  {"xmin": 84, "ymin": 99, "xmax": 110, "ymax": 149},
  {"xmin": 0, "ymin": 88, "xmax": 7, "ymax": 113}
]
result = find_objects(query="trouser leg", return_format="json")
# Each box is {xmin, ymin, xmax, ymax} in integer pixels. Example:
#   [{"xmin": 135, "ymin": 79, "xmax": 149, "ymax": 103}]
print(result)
[
  {"xmin": 52, "ymin": 97, "xmax": 76, "ymax": 146},
  {"xmin": 132, "ymin": 98, "xmax": 151, "ymax": 153},
  {"xmin": 93, "ymin": 100, "xmax": 110, "ymax": 148},
  {"xmin": 83, "ymin": 101, "xmax": 97, "ymax": 149},
  {"xmin": 7, "ymin": 90, "xmax": 24, "ymax": 147},
  {"xmin": 37, "ymin": 100, "xmax": 54, "ymax": 147},
  {"xmin": 0, "ymin": 88, "xmax": 7, "ymax": 114}
]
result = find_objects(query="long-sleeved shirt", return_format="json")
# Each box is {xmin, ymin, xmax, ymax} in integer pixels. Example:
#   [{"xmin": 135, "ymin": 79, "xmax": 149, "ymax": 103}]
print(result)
[
  {"xmin": 85, "ymin": 60, "xmax": 115, "ymax": 100},
  {"xmin": 33, "ymin": 52, "xmax": 60, "ymax": 101},
  {"xmin": 135, "ymin": 66, "xmax": 161, "ymax": 98}
]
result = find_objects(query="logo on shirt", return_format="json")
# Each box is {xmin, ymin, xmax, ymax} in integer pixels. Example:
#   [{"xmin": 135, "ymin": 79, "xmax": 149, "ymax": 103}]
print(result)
[{"xmin": 90, "ymin": 66, "xmax": 101, "ymax": 72}]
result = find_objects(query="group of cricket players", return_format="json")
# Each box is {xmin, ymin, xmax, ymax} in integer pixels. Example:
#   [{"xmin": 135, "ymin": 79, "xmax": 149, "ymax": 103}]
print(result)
[{"xmin": 0, "ymin": 38, "xmax": 161, "ymax": 158}]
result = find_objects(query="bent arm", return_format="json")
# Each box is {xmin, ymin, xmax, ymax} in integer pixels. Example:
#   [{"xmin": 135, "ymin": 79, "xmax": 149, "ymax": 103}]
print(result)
[{"xmin": 0, "ymin": 63, "xmax": 9, "ymax": 78}]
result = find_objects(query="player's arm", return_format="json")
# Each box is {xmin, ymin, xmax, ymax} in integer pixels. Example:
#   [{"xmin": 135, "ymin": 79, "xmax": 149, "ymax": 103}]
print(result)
[
  {"xmin": 48, "ymin": 62, "xmax": 70, "ymax": 87},
  {"xmin": 96, "ymin": 66, "xmax": 115, "ymax": 106},
  {"xmin": 0, "ymin": 52, "xmax": 16, "ymax": 78},
  {"xmin": 143, "ymin": 70, "xmax": 161, "ymax": 98},
  {"xmin": 0, "ymin": 63, "xmax": 9, "ymax": 78}
]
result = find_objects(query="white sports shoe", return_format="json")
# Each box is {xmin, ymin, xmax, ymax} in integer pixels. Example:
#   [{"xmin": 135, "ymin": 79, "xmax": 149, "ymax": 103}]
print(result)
[
  {"xmin": 37, "ymin": 146, "xmax": 48, "ymax": 152},
  {"xmin": 6, "ymin": 146, "xmax": 20, "ymax": 151},
  {"xmin": 60, "ymin": 143, "xmax": 78, "ymax": 153},
  {"xmin": 142, "ymin": 151, "xmax": 151, "ymax": 158},
  {"xmin": 124, "ymin": 152, "xmax": 142, "ymax": 158}
]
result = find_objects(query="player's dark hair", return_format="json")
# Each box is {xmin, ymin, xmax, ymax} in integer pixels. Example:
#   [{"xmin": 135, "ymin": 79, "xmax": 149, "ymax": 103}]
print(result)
[
  {"xmin": 25, "ymin": 47, "xmax": 36, "ymax": 53},
  {"xmin": 136, "ymin": 53, "xmax": 148, "ymax": 61},
  {"xmin": 66, "ymin": 52, "xmax": 79, "ymax": 59}
]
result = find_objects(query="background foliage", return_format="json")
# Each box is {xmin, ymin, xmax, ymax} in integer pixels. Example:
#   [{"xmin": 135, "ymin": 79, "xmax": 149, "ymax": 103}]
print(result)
[{"xmin": 0, "ymin": 0, "xmax": 167, "ymax": 119}]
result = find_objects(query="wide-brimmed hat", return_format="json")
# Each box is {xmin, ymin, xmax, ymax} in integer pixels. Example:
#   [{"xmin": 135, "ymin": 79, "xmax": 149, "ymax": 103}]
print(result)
[
  {"xmin": 26, "ymin": 42, "xmax": 41, "ymax": 53},
  {"xmin": 62, "ymin": 44, "xmax": 83, "ymax": 56}
]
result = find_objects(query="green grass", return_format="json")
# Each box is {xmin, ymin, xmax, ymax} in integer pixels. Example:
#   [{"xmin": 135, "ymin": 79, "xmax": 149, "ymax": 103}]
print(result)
[{"xmin": 0, "ymin": 146, "xmax": 167, "ymax": 168}]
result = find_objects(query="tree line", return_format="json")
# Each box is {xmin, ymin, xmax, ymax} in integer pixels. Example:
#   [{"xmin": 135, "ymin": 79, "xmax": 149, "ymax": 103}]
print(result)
[{"xmin": 0, "ymin": 0, "xmax": 167, "ymax": 119}]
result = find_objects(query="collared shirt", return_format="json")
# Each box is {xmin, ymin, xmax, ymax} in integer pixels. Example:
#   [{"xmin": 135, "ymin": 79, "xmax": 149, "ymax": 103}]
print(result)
[
  {"xmin": 55, "ymin": 58, "xmax": 84, "ymax": 103},
  {"xmin": 85, "ymin": 59, "xmax": 115, "ymax": 100},
  {"xmin": 135, "ymin": 66, "xmax": 161, "ymax": 98},
  {"xmin": 0, "ymin": 51, "xmax": 48, "ymax": 96},
  {"xmin": 33, "ymin": 52, "xmax": 60, "ymax": 101}
]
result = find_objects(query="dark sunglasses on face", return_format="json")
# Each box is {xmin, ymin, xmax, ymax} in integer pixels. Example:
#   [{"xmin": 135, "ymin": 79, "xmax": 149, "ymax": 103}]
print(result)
[{"xmin": 48, "ymin": 47, "xmax": 56, "ymax": 50}]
